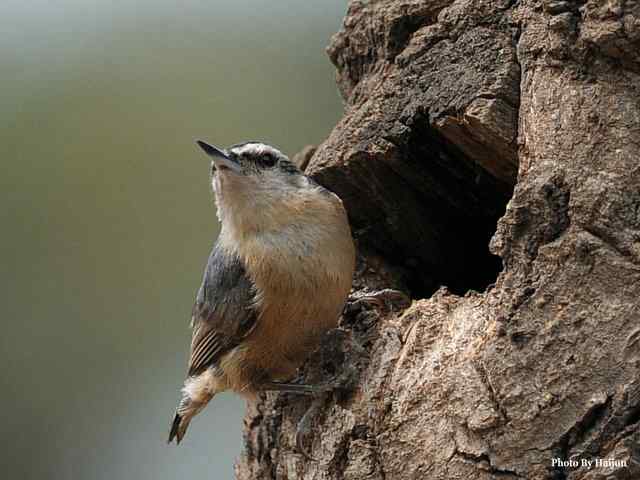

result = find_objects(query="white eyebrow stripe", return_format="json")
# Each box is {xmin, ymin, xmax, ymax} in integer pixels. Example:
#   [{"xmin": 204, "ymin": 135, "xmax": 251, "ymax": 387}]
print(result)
[{"xmin": 231, "ymin": 143, "xmax": 280, "ymax": 157}]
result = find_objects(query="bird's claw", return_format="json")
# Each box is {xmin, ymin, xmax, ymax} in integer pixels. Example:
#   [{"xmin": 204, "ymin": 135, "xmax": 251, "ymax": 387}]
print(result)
[{"xmin": 345, "ymin": 288, "xmax": 411, "ymax": 315}]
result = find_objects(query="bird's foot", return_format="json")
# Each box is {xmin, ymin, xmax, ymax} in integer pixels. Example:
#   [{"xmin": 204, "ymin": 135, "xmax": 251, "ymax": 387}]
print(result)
[
  {"xmin": 264, "ymin": 329, "xmax": 363, "ymax": 396},
  {"xmin": 342, "ymin": 289, "xmax": 411, "ymax": 332},
  {"xmin": 263, "ymin": 380, "xmax": 331, "ymax": 395},
  {"xmin": 345, "ymin": 288, "xmax": 411, "ymax": 313},
  {"xmin": 264, "ymin": 329, "xmax": 364, "ymax": 460}
]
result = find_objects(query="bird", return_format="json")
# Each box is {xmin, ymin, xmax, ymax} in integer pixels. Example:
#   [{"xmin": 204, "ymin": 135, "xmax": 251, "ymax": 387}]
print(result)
[{"xmin": 168, "ymin": 140, "xmax": 356, "ymax": 444}]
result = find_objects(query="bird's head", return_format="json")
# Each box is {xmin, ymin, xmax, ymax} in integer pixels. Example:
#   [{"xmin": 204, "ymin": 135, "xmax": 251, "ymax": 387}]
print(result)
[{"xmin": 196, "ymin": 140, "xmax": 325, "ymax": 235}]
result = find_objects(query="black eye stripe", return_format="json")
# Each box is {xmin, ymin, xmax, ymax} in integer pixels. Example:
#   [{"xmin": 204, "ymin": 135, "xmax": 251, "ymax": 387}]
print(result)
[
  {"xmin": 242, "ymin": 152, "xmax": 277, "ymax": 169},
  {"xmin": 279, "ymin": 160, "xmax": 300, "ymax": 174},
  {"xmin": 261, "ymin": 153, "xmax": 277, "ymax": 167},
  {"xmin": 227, "ymin": 143, "xmax": 301, "ymax": 174}
]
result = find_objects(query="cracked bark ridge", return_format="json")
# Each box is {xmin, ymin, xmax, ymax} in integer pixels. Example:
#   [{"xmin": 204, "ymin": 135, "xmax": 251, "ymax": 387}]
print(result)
[{"xmin": 236, "ymin": 1, "xmax": 640, "ymax": 479}]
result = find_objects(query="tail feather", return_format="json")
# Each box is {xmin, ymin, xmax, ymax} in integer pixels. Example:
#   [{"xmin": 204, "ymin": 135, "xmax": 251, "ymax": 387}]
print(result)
[
  {"xmin": 168, "ymin": 373, "xmax": 217, "ymax": 444},
  {"xmin": 168, "ymin": 395, "xmax": 196, "ymax": 444},
  {"xmin": 168, "ymin": 411, "xmax": 190, "ymax": 444}
]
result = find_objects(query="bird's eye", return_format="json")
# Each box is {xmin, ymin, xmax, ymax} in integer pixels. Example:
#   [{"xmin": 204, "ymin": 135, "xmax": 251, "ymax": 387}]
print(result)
[{"xmin": 261, "ymin": 153, "xmax": 277, "ymax": 168}]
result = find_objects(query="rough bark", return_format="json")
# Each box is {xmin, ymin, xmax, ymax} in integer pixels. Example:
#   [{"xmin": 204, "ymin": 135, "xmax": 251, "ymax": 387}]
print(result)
[{"xmin": 236, "ymin": 1, "xmax": 640, "ymax": 479}]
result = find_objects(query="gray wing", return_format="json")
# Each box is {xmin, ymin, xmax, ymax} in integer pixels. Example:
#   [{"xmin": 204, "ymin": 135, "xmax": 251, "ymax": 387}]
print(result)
[{"xmin": 187, "ymin": 244, "xmax": 258, "ymax": 377}]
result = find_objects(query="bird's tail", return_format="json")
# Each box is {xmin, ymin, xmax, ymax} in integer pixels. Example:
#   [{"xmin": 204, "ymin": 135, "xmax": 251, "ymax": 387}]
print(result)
[{"xmin": 168, "ymin": 391, "xmax": 211, "ymax": 444}]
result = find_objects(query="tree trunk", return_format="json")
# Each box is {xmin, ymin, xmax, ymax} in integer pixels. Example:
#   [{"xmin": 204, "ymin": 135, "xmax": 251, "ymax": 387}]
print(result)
[{"xmin": 235, "ymin": 1, "xmax": 640, "ymax": 478}]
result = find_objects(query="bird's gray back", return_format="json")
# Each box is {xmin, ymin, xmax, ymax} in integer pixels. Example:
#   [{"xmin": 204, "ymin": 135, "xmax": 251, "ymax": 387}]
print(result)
[{"xmin": 188, "ymin": 244, "xmax": 258, "ymax": 376}]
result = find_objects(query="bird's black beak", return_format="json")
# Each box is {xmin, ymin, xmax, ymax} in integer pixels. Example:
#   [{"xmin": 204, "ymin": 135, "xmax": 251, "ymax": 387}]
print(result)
[{"xmin": 196, "ymin": 140, "xmax": 242, "ymax": 173}]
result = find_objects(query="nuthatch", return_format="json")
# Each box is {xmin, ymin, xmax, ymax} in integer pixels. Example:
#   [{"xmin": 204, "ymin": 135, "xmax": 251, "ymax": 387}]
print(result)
[{"xmin": 168, "ymin": 140, "xmax": 356, "ymax": 444}]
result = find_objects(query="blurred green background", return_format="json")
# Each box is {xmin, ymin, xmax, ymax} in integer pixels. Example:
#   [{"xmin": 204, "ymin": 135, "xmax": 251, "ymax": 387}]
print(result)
[{"xmin": 0, "ymin": 1, "xmax": 345, "ymax": 478}]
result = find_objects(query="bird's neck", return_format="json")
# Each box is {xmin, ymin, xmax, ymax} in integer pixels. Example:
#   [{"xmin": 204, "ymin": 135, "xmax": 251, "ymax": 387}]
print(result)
[{"xmin": 217, "ymin": 193, "xmax": 352, "ymax": 293}]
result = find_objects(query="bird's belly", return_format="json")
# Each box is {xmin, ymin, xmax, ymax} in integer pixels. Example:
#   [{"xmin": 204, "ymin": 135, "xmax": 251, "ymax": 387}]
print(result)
[
  {"xmin": 219, "ymin": 293, "xmax": 344, "ymax": 395},
  {"xmin": 223, "ymin": 228, "xmax": 355, "ymax": 395}
]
